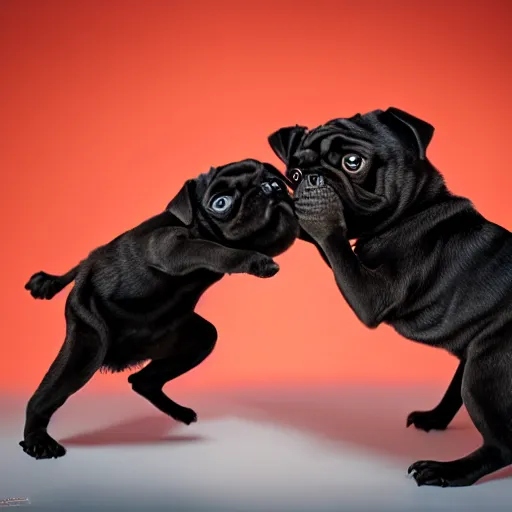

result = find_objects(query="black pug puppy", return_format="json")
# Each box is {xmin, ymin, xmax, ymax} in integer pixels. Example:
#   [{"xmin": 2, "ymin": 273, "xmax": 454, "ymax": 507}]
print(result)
[
  {"xmin": 268, "ymin": 108, "xmax": 512, "ymax": 487},
  {"xmin": 21, "ymin": 159, "xmax": 299, "ymax": 460}
]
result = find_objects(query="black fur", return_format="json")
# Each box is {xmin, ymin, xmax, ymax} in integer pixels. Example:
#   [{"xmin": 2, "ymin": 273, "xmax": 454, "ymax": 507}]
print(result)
[
  {"xmin": 20, "ymin": 158, "xmax": 299, "ymax": 460},
  {"xmin": 269, "ymin": 108, "xmax": 512, "ymax": 487}
]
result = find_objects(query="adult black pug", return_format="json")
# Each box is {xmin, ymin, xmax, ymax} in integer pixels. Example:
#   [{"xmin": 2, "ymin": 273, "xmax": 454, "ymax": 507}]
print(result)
[
  {"xmin": 21, "ymin": 158, "xmax": 299, "ymax": 460},
  {"xmin": 268, "ymin": 108, "xmax": 512, "ymax": 487}
]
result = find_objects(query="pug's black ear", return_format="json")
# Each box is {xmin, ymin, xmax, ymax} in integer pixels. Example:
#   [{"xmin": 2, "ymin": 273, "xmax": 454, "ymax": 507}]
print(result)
[
  {"xmin": 166, "ymin": 180, "xmax": 196, "ymax": 226},
  {"xmin": 268, "ymin": 125, "xmax": 308, "ymax": 165},
  {"xmin": 383, "ymin": 107, "xmax": 434, "ymax": 160}
]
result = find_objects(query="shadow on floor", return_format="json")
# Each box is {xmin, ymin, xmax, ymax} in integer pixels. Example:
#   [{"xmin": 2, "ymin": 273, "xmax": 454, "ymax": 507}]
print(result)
[
  {"xmin": 57, "ymin": 387, "xmax": 512, "ymax": 484},
  {"xmin": 60, "ymin": 414, "xmax": 208, "ymax": 446},
  {"xmin": 230, "ymin": 388, "xmax": 512, "ymax": 484}
]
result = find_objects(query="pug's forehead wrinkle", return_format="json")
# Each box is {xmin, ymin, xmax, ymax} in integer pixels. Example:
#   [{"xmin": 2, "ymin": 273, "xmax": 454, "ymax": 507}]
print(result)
[
  {"xmin": 302, "ymin": 122, "xmax": 375, "ymax": 154},
  {"xmin": 326, "ymin": 117, "xmax": 363, "ymax": 130},
  {"xmin": 327, "ymin": 115, "xmax": 378, "ymax": 134},
  {"xmin": 211, "ymin": 159, "xmax": 263, "ymax": 183},
  {"xmin": 226, "ymin": 159, "xmax": 274, "ymax": 181},
  {"xmin": 319, "ymin": 133, "xmax": 374, "ymax": 157},
  {"xmin": 192, "ymin": 170, "xmax": 212, "ymax": 202},
  {"xmin": 293, "ymin": 148, "xmax": 319, "ymax": 168},
  {"xmin": 261, "ymin": 162, "xmax": 287, "ymax": 182},
  {"xmin": 372, "ymin": 118, "xmax": 421, "ymax": 158},
  {"xmin": 200, "ymin": 161, "xmax": 265, "ymax": 200},
  {"xmin": 302, "ymin": 125, "xmax": 336, "ymax": 148}
]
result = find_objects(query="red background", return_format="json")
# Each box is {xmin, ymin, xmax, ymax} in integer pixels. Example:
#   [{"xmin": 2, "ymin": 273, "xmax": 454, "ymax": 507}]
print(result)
[{"xmin": 2, "ymin": 0, "xmax": 511, "ymax": 394}]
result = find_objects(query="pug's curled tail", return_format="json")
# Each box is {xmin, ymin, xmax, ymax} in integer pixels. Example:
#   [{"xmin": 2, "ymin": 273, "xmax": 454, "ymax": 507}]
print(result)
[{"xmin": 25, "ymin": 264, "xmax": 80, "ymax": 300}]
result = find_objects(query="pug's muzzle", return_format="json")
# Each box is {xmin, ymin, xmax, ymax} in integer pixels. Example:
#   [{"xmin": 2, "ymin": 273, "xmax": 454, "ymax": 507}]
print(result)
[
  {"xmin": 292, "ymin": 170, "xmax": 346, "ymax": 242},
  {"xmin": 290, "ymin": 168, "xmax": 335, "ymax": 212},
  {"xmin": 294, "ymin": 173, "xmax": 340, "ymax": 209}
]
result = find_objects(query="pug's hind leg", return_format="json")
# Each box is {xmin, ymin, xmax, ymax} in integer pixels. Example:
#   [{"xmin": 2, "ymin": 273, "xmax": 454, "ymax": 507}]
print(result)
[
  {"xmin": 20, "ymin": 295, "xmax": 108, "ymax": 459},
  {"xmin": 407, "ymin": 359, "xmax": 465, "ymax": 432},
  {"xmin": 409, "ymin": 345, "xmax": 512, "ymax": 487},
  {"xmin": 128, "ymin": 313, "xmax": 217, "ymax": 425}
]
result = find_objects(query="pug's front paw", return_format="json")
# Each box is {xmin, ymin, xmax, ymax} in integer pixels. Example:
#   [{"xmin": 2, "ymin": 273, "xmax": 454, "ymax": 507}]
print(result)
[
  {"xmin": 248, "ymin": 257, "xmax": 280, "ymax": 278},
  {"xmin": 294, "ymin": 179, "xmax": 346, "ymax": 242}
]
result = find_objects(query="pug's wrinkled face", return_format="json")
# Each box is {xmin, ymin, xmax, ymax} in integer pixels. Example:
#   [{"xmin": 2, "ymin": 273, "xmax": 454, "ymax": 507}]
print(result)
[
  {"xmin": 268, "ymin": 108, "xmax": 443, "ymax": 239},
  {"xmin": 168, "ymin": 159, "xmax": 299, "ymax": 257}
]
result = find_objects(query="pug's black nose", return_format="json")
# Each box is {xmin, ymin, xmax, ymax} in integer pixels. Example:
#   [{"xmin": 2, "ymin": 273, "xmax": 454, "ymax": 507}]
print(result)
[
  {"xmin": 306, "ymin": 174, "xmax": 324, "ymax": 188},
  {"xmin": 261, "ymin": 182, "xmax": 273, "ymax": 195},
  {"xmin": 261, "ymin": 181, "xmax": 284, "ymax": 195}
]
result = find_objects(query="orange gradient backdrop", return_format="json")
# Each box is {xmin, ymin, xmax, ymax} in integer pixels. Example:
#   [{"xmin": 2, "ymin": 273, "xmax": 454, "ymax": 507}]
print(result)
[{"xmin": 2, "ymin": 0, "xmax": 512, "ymax": 394}]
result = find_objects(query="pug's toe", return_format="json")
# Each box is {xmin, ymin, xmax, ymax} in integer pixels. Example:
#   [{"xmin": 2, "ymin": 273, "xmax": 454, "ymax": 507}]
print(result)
[
  {"xmin": 25, "ymin": 272, "xmax": 61, "ymax": 300},
  {"xmin": 248, "ymin": 258, "xmax": 279, "ymax": 278},
  {"xmin": 20, "ymin": 432, "xmax": 66, "ymax": 459},
  {"xmin": 170, "ymin": 405, "xmax": 198, "ymax": 425},
  {"xmin": 406, "ymin": 410, "xmax": 451, "ymax": 432},
  {"xmin": 408, "ymin": 459, "xmax": 474, "ymax": 487}
]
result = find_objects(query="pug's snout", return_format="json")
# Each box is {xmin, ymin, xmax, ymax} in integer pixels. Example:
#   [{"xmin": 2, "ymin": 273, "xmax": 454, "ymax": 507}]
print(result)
[
  {"xmin": 294, "ymin": 173, "xmax": 330, "ymax": 201},
  {"xmin": 306, "ymin": 174, "xmax": 324, "ymax": 188}
]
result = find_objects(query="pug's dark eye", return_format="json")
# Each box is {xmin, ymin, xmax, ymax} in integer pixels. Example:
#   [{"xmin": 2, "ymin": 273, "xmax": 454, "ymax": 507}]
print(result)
[
  {"xmin": 341, "ymin": 154, "xmax": 365, "ymax": 173},
  {"xmin": 210, "ymin": 194, "xmax": 234, "ymax": 214}
]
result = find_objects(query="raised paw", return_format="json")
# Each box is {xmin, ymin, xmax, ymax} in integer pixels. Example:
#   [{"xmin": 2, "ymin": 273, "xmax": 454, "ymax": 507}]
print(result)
[
  {"xmin": 170, "ymin": 405, "xmax": 198, "ymax": 425},
  {"xmin": 248, "ymin": 258, "xmax": 279, "ymax": 278},
  {"xmin": 20, "ymin": 431, "xmax": 66, "ymax": 460},
  {"xmin": 294, "ymin": 186, "xmax": 347, "ymax": 242},
  {"xmin": 24, "ymin": 272, "xmax": 61, "ymax": 300},
  {"xmin": 408, "ymin": 460, "xmax": 475, "ymax": 488},
  {"xmin": 406, "ymin": 409, "xmax": 451, "ymax": 432}
]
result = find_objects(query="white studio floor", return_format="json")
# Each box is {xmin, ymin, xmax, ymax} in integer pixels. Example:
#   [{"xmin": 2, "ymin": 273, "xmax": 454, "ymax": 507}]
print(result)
[{"xmin": 1, "ymin": 384, "xmax": 512, "ymax": 512}]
